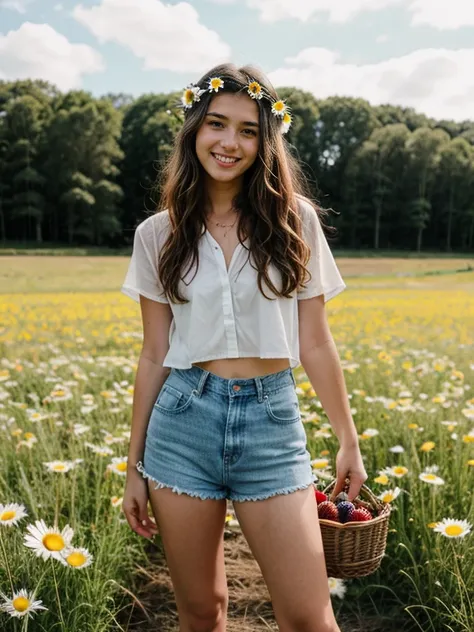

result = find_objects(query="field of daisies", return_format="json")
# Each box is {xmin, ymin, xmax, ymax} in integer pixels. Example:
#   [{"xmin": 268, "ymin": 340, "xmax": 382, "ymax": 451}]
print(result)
[{"xmin": 0, "ymin": 259, "xmax": 473, "ymax": 631}]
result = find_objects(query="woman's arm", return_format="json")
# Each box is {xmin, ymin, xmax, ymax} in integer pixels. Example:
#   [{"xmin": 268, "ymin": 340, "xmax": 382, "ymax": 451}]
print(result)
[
  {"xmin": 127, "ymin": 296, "xmax": 173, "ymax": 473},
  {"xmin": 298, "ymin": 294, "xmax": 367, "ymax": 499}
]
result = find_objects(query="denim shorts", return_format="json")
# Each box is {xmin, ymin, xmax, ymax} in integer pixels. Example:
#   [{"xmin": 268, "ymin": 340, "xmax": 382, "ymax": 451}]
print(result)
[{"xmin": 136, "ymin": 365, "xmax": 315, "ymax": 502}]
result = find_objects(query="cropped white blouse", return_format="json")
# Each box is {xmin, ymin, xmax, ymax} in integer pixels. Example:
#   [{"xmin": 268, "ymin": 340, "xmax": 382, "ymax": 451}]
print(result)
[{"xmin": 121, "ymin": 198, "xmax": 346, "ymax": 369}]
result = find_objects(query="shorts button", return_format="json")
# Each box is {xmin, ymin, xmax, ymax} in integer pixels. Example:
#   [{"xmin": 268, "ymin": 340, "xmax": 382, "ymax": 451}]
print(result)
[{"xmin": 232, "ymin": 385, "xmax": 241, "ymax": 391}]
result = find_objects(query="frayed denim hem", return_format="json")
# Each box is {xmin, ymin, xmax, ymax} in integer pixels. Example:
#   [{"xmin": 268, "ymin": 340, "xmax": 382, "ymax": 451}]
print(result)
[
  {"xmin": 135, "ymin": 461, "xmax": 228, "ymax": 501},
  {"xmin": 230, "ymin": 480, "xmax": 315, "ymax": 503}
]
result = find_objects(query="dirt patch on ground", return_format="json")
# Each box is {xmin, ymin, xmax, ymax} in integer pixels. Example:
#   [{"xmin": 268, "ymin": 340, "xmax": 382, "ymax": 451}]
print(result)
[{"xmin": 126, "ymin": 530, "xmax": 392, "ymax": 632}]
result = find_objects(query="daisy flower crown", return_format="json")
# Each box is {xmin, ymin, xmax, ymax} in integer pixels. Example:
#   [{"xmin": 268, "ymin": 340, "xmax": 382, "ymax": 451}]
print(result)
[{"xmin": 180, "ymin": 76, "xmax": 292, "ymax": 134}]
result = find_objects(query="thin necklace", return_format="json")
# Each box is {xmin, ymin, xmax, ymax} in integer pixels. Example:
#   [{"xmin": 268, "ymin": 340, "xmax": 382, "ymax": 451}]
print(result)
[{"xmin": 207, "ymin": 212, "xmax": 238, "ymax": 238}]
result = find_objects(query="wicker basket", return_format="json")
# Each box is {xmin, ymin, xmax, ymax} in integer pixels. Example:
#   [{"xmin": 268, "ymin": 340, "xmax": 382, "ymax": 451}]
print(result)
[{"xmin": 318, "ymin": 480, "xmax": 391, "ymax": 579}]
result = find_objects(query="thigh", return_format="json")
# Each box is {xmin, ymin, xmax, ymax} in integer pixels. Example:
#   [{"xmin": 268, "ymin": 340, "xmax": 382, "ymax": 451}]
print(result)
[
  {"xmin": 233, "ymin": 486, "xmax": 339, "ymax": 632},
  {"xmin": 147, "ymin": 482, "xmax": 229, "ymax": 620}
]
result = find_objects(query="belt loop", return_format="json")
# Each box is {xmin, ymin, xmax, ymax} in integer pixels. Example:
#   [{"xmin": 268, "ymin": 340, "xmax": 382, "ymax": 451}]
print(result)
[
  {"xmin": 195, "ymin": 369, "xmax": 210, "ymax": 397},
  {"xmin": 290, "ymin": 369, "xmax": 296, "ymax": 388},
  {"xmin": 254, "ymin": 376, "xmax": 264, "ymax": 403}
]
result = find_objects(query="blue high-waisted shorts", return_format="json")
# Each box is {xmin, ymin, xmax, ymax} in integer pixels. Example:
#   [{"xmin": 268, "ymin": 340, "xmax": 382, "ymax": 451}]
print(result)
[{"xmin": 136, "ymin": 365, "xmax": 315, "ymax": 502}]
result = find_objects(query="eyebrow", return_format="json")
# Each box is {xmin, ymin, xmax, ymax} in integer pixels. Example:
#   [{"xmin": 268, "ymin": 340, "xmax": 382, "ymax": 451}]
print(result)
[{"xmin": 206, "ymin": 112, "xmax": 259, "ymax": 128}]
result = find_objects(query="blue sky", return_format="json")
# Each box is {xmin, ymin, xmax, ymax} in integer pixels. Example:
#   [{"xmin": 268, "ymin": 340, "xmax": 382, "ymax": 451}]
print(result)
[{"xmin": 1, "ymin": 0, "xmax": 474, "ymax": 121}]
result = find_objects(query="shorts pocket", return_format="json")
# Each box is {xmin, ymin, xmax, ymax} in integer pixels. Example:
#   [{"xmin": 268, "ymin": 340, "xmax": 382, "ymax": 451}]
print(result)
[
  {"xmin": 264, "ymin": 384, "xmax": 301, "ymax": 425},
  {"xmin": 154, "ymin": 383, "xmax": 196, "ymax": 415}
]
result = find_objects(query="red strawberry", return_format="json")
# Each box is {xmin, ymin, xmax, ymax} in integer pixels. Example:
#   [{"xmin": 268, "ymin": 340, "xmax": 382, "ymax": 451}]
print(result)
[
  {"xmin": 314, "ymin": 489, "xmax": 328, "ymax": 505},
  {"xmin": 349, "ymin": 508, "xmax": 373, "ymax": 522},
  {"xmin": 317, "ymin": 501, "xmax": 339, "ymax": 522}
]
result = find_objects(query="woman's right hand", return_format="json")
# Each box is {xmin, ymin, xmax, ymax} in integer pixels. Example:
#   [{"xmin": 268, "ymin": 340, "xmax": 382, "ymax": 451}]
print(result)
[{"xmin": 122, "ymin": 469, "xmax": 159, "ymax": 540}]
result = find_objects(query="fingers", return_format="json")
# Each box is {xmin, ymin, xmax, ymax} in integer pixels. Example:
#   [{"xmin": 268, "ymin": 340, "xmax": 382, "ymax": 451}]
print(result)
[
  {"xmin": 330, "ymin": 474, "xmax": 348, "ymax": 502},
  {"xmin": 347, "ymin": 474, "xmax": 368, "ymax": 502},
  {"xmin": 124, "ymin": 500, "xmax": 159, "ymax": 540}
]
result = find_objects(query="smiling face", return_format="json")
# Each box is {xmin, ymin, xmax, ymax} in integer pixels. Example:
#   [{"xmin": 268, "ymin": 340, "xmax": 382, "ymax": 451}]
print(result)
[{"xmin": 195, "ymin": 92, "xmax": 260, "ymax": 186}]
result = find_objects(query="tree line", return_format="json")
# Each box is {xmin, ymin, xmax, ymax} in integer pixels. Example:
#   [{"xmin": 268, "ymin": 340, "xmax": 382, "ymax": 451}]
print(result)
[{"xmin": 1, "ymin": 79, "xmax": 473, "ymax": 252}]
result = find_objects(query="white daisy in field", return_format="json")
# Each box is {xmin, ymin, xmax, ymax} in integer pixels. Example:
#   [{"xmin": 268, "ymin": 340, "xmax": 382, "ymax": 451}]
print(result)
[
  {"xmin": 419, "ymin": 472, "xmax": 445, "ymax": 486},
  {"xmin": 73, "ymin": 423, "xmax": 90, "ymax": 436},
  {"xmin": 328, "ymin": 577, "xmax": 346, "ymax": 599},
  {"xmin": 107, "ymin": 456, "xmax": 128, "ymax": 476},
  {"xmin": 43, "ymin": 460, "xmax": 76, "ymax": 473},
  {"xmin": 377, "ymin": 487, "xmax": 401, "ymax": 503},
  {"xmin": 384, "ymin": 466, "xmax": 409, "ymax": 478},
  {"xmin": 389, "ymin": 445, "xmax": 405, "ymax": 453},
  {"xmin": 433, "ymin": 519, "xmax": 471, "ymax": 538},
  {"xmin": 23, "ymin": 520, "xmax": 73, "ymax": 564},
  {"xmin": 63, "ymin": 547, "xmax": 93, "ymax": 569},
  {"xmin": 0, "ymin": 503, "xmax": 28, "ymax": 527},
  {"xmin": 360, "ymin": 428, "xmax": 379, "ymax": 439},
  {"xmin": 81, "ymin": 404, "xmax": 98, "ymax": 415},
  {"xmin": 311, "ymin": 458, "xmax": 330, "ymax": 470},
  {"xmin": 49, "ymin": 387, "xmax": 73, "ymax": 402},
  {"xmin": 111, "ymin": 496, "xmax": 123, "ymax": 508},
  {"xmin": 0, "ymin": 588, "xmax": 47, "ymax": 619},
  {"xmin": 85, "ymin": 442, "xmax": 114, "ymax": 456}
]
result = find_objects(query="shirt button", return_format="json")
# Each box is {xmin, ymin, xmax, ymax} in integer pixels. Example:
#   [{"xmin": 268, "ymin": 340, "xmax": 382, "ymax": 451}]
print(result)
[{"xmin": 232, "ymin": 385, "xmax": 241, "ymax": 391}]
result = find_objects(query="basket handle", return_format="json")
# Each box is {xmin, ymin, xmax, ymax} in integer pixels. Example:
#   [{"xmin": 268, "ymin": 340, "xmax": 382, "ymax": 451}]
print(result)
[{"xmin": 322, "ymin": 478, "xmax": 382, "ymax": 511}]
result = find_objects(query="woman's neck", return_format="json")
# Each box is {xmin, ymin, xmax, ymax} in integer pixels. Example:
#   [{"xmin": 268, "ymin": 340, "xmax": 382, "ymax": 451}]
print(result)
[{"xmin": 204, "ymin": 175, "xmax": 242, "ymax": 218}]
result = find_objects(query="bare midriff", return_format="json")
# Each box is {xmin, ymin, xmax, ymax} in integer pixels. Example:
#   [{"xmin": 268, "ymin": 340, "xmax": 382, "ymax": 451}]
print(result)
[{"xmin": 192, "ymin": 357, "xmax": 291, "ymax": 379}]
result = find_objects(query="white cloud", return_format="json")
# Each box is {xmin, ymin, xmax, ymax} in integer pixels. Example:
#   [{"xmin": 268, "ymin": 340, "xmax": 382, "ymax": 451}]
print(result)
[
  {"xmin": 409, "ymin": 0, "xmax": 474, "ymax": 30},
  {"xmin": 73, "ymin": 0, "xmax": 231, "ymax": 73},
  {"xmin": 0, "ymin": 22, "xmax": 105, "ymax": 91},
  {"xmin": 207, "ymin": 0, "xmax": 403, "ymax": 23},
  {"xmin": 0, "ymin": 0, "xmax": 35, "ymax": 13},
  {"xmin": 268, "ymin": 47, "xmax": 474, "ymax": 121},
  {"xmin": 208, "ymin": 0, "xmax": 474, "ymax": 28}
]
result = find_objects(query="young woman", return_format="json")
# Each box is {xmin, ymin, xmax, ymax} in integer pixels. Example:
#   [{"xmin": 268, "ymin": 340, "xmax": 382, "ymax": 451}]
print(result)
[{"xmin": 121, "ymin": 63, "xmax": 367, "ymax": 632}]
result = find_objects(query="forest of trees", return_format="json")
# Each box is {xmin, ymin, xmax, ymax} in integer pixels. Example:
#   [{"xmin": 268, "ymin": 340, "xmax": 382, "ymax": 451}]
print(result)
[{"xmin": 1, "ymin": 79, "xmax": 473, "ymax": 252}]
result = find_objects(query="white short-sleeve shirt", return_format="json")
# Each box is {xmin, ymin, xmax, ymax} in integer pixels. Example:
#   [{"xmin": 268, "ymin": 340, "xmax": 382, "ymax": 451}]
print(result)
[{"xmin": 121, "ymin": 198, "xmax": 346, "ymax": 369}]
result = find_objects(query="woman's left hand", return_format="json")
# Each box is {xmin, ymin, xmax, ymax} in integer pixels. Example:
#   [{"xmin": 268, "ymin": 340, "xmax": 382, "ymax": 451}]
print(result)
[{"xmin": 332, "ymin": 443, "xmax": 368, "ymax": 502}]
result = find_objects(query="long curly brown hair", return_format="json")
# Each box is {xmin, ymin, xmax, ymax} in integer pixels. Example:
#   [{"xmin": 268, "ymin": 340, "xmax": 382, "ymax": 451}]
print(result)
[{"xmin": 156, "ymin": 62, "xmax": 330, "ymax": 304}]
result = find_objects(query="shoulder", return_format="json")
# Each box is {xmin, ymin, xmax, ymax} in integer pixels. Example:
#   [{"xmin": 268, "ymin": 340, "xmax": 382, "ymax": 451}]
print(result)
[
  {"xmin": 136, "ymin": 209, "xmax": 170, "ymax": 233},
  {"xmin": 136, "ymin": 210, "xmax": 171, "ymax": 247},
  {"xmin": 295, "ymin": 195, "xmax": 321, "ymax": 238}
]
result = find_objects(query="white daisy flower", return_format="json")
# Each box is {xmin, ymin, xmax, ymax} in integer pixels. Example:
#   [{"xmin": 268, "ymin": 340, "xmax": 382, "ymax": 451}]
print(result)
[
  {"xmin": 247, "ymin": 81, "xmax": 264, "ymax": 100},
  {"xmin": 310, "ymin": 458, "xmax": 330, "ymax": 470},
  {"xmin": 181, "ymin": 85, "xmax": 205, "ymax": 109},
  {"xmin": 419, "ymin": 472, "xmax": 445, "ymax": 485},
  {"xmin": 328, "ymin": 577, "xmax": 346, "ymax": 599},
  {"xmin": 73, "ymin": 423, "xmax": 90, "ymax": 436},
  {"xmin": 434, "ymin": 519, "xmax": 471, "ymax": 538},
  {"xmin": 62, "ymin": 547, "xmax": 94, "ymax": 569},
  {"xmin": 43, "ymin": 460, "xmax": 76, "ymax": 473},
  {"xmin": 0, "ymin": 588, "xmax": 47, "ymax": 619},
  {"xmin": 111, "ymin": 496, "xmax": 123, "ymax": 508},
  {"xmin": 49, "ymin": 387, "xmax": 72, "ymax": 402},
  {"xmin": 0, "ymin": 503, "xmax": 28, "ymax": 527},
  {"xmin": 85, "ymin": 442, "xmax": 114, "ymax": 456},
  {"xmin": 23, "ymin": 520, "xmax": 73, "ymax": 564},
  {"xmin": 208, "ymin": 77, "xmax": 224, "ymax": 92},
  {"xmin": 377, "ymin": 487, "xmax": 401, "ymax": 503},
  {"xmin": 107, "ymin": 456, "xmax": 128, "ymax": 476},
  {"xmin": 389, "ymin": 445, "xmax": 405, "ymax": 453},
  {"xmin": 282, "ymin": 112, "xmax": 292, "ymax": 134},
  {"xmin": 271, "ymin": 99, "xmax": 287, "ymax": 117},
  {"xmin": 384, "ymin": 465, "xmax": 409, "ymax": 478}
]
